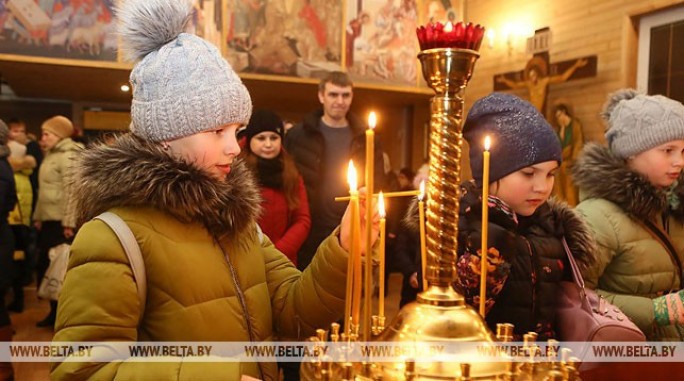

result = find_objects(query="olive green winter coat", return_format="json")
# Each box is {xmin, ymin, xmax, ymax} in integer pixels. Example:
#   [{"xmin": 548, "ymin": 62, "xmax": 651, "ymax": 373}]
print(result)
[
  {"xmin": 51, "ymin": 135, "xmax": 349, "ymax": 380},
  {"xmin": 573, "ymin": 143, "xmax": 684, "ymax": 341}
]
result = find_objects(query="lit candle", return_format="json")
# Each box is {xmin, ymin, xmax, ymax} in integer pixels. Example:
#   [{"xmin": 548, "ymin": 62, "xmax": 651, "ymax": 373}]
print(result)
[
  {"xmin": 345, "ymin": 161, "xmax": 360, "ymax": 335},
  {"xmin": 479, "ymin": 136, "xmax": 491, "ymax": 317},
  {"xmin": 418, "ymin": 180, "xmax": 428, "ymax": 291},
  {"xmin": 334, "ymin": 189, "xmax": 420, "ymax": 202},
  {"xmin": 363, "ymin": 112, "xmax": 376, "ymax": 341},
  {"xmin": 378, "ymin": 192, "xmax": 386, "ymax": 319}
]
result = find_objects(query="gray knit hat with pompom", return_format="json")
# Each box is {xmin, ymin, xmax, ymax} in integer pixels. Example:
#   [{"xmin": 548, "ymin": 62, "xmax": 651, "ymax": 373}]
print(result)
[
  {"xmin": 117, "ymin": 0, "xmax": 252, "ymax": 142},
  {"xmin": 603, "ymin": 89, "xmax": 684, "ymax": 158}
]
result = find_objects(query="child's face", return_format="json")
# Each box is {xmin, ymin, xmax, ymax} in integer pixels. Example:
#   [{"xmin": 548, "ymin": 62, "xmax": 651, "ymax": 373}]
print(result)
[
  {"xmin": 167, "ymin": 123, "xmax": 242, "ymax": 181},
  {"xmin": 249, "ymin": 131, "xmax": 281, "ymax": 160},
  {"xmin": 490, "ymin": 160, "xmax": 558, "ymax": 216},
  {"xmin": 628, "ymin": 140, "xmax": 684, "ymax": 188}
]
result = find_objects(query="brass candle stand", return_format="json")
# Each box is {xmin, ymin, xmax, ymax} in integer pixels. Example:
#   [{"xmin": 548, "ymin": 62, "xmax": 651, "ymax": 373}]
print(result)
[{"xmin": 300, "ymin": 47, "xmax": 580, "ymax": 380}]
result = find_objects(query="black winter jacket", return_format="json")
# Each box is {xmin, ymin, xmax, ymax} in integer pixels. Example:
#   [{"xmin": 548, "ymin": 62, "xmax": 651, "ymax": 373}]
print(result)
[
  {"xmin": 284, "ymin": 109, "xmax": 385, "ymax": 269},
  {"xmin": 455, "ymin": 181, "xmax": 595, "ymax": 339}
]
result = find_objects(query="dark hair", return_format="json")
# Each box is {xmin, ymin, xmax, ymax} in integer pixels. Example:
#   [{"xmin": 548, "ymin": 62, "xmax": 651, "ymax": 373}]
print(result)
[
  {"xmin": 555, "ymin": 103, "xmax": 572, "ymax": 117},
  {"xmin": 242, "ymin": 147, "xmax": 302, "ymax": 211},
  {"xmin": 399, "ymin": 167, "xmax": 414, "ymax": 181},
  {"xmin": 318, "ymin": 71, "xmax": 353, "ymax": 93},
  {"xmin": 7, "ymin": 118, "xmax": 25, "ymax": 127}
]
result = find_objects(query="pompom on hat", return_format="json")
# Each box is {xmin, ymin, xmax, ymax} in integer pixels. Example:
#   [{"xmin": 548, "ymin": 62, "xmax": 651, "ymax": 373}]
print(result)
[
  {"xmin": 464, "ymin": 93, "xmax": 562, "ymax": 187},
  {"xmin": 602, "ymin": 89, "xmax": 684, "ymax": 159},
  {"xmin": 41, "ymin": 116, "xmax": 74, "ymax": 139},
  {"xmin": 117, "ymin": 0, "xmax": 252, "ymax": 142}
]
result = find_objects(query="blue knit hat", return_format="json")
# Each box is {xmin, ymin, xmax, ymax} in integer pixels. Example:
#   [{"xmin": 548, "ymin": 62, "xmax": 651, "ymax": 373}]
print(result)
[
  {"xmin": 117, "ymin": 0, "xmax": 252, "ymax": 142},
  {"xmin": 464, "ymin": 93, "xmax": 562, "ymax": 187}
]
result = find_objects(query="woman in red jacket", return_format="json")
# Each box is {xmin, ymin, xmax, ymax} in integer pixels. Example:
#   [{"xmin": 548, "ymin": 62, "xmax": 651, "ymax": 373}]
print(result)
[{"xmin": 241, "ymin": 110, "xmax": 311, "ymax": 265}]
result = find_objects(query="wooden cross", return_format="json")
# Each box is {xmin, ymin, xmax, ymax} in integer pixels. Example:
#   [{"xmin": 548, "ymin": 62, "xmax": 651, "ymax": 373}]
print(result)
[{"xmin": 493, "ymin": 27, "xmax": 598, "ymax": 118}]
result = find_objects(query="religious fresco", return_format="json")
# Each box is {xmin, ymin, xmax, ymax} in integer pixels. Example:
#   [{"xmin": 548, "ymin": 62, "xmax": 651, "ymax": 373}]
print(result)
[
  {"xmin": 0, "ymin": 0, "xmax": 118, "ymax": 61},
  {"xmin": 225, "ymin": 0, "xmax": 343, "ymax": 77},
  {"xmin": 190, "ymin": 0, "xmax": 223, "ymax": 50},
  {"xmin": 345, "ymin": 0, "xmax": 419, "ymax": 86},
  {"xmin": 420, "ymin": 0, "xmax": 463, "ymax": 24}
]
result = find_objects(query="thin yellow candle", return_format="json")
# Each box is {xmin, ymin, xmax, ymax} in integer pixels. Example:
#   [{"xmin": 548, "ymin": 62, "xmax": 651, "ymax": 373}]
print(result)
[
  {"xmin": 479, "ymin": 136, "xmax": 491, "ymax": 317},
  {"xmin": 363, "ymin": 111, "xmax": 376, "ymax": 340},
  {"xmin": 334, "ymin": 189, "xmax": 420, "ymax": 202},
  {"xmin": 344, "ymin": 161, "xmax": 358, "ymax": 336},
  {"xmin": 352, "ymin": 202, "xmax": 362, "ymax": 328},
  {"xmin": 378, "ymin": 192, "xmax": 386, "ymax": 318},
  {"xmin": 418, "ymin": 180, "xmax": 428, "ymax": 291}
]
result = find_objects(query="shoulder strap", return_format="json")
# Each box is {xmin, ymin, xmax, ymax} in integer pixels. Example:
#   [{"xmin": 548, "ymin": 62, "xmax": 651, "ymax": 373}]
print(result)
[
  {"xmin": 562, "ymin": 238, "xmax": 585, "ymax": 290},
  {"xmin": 639, "ymin": 218, "xmax": 683, "ymax": 279},
  {"xmin": 94, "ymin": 212, "xmax": 147, "ymax": 321}
]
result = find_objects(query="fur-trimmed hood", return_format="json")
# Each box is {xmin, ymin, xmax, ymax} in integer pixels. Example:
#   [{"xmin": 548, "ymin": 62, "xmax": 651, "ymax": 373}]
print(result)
[
  {"xmin": 71, "ymin": 133, "xmax": 261, "ymax": 239},
  {"xmin": 403, "ymin": 181, "xmax": 596, "ymax": 267},
  {"xmin": 572, "ymin": 143, "xmax": 684, "ymax": 222}
]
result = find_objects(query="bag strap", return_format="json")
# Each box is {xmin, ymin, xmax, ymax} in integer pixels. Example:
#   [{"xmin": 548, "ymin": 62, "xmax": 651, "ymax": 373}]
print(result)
[
  {"xmin": 562, "ymin": 238, "xmax": 585, "ymax": 290},
  {"xmin": 639, "ymin": 218, "xmax": 683, "ymax": 279},
  {"xmin": 94, "ymin": 212, "xmax": 147, "ymax": 322}
]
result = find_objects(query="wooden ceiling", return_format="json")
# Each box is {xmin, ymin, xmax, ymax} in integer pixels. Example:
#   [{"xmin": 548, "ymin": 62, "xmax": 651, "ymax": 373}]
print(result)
[{"xmin": 0, "ymin": 56, "xmax": 432, "ymax": 117}]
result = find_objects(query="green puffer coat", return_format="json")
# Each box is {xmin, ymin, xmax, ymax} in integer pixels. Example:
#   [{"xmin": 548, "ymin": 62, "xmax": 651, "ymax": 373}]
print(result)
[
  {"xmin": 573, "ymin": 143, "xmax": 684, "ymax": 341},
  {"xmin": 33, "ymin": 137, "xmax": 82, "ymax": 228},
  {"xmin": 51, "ymin": 135, "xmax": 349, "ymax": 380}
]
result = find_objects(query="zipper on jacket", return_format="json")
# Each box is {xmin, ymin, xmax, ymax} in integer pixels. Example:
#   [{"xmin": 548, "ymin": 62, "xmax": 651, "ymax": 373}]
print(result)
[
  {"xmin": 216, "ymin": 239, "xmax": 265, "ymax": 380},
  {"xmin": 521, "ymin": 237, "xmax": 537, "ymax": 329}
]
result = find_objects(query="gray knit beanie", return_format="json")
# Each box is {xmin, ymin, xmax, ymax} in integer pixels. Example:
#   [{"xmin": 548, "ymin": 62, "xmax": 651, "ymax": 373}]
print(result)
[
  {"xmin": 117, "ymin": 0, "xmax": 252, "ymax": 142},
  {"xmin": 603, "ymin": 89, "xmax": 684, "ymax": 159},
  {"xmin": 464, "ymin": 93, "xmax": 562, "ymax": 187}
]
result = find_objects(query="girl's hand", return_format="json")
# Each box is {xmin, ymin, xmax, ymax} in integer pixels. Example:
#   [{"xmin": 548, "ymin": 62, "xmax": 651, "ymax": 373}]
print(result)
[
  {"xmin": 409, "ymin": 272, "xmax": 419, "ymax": 288},
  {"xmin": 339, "ymin": 188, "xmax": 380, "ymax": 255}
]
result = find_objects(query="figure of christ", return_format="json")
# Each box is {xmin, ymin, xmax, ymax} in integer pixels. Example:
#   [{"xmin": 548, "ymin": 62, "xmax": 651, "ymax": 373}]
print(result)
[{"xmin": 496, "ymin": 57, "xmax": 587, "ymax": 113}]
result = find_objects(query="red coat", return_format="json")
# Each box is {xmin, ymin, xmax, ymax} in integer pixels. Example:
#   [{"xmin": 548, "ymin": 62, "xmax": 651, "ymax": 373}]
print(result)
[{"xmin": 258, "ymin": 177, "xmax": 311, "ymax": 265}]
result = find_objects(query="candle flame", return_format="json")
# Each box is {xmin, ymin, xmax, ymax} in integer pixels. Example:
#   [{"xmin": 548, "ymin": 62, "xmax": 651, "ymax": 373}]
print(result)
[
  {"xmin": 348, "ymin": 160, "xmax": 357, "ymax": 192},
  {"xmin": 418, "ymin": 180, "xmax": 425, "ymax": 201},
  {"xmin": 378, "ymin": 192, "xmax": 386, "ymax": 218},
  {"xmin": 368, "ymin": 112, "xmax": 377, "ymax": 130},
  {"xmin": 484, "ymin": 136, "xmax": 491, "ymax": 151}
]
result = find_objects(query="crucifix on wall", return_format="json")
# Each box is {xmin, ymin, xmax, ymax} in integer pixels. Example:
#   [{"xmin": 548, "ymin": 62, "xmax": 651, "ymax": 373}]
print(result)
[{"xmin": 493, "ymin": 27, "xmax": 598, "ymax": 118}]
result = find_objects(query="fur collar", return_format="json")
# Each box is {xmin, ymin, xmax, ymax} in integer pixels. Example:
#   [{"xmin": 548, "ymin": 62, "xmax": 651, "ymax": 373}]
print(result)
[
  {"xmin": 403, "ymin": 181, "xmax": 596, "ymax": 268},
  {"xmin": 572, "ymin": 143, "xmax": 684, "ymax": 222},
  {"xmin": 71, "ymin": 134, "xmax": 261, "ymax": 239}
]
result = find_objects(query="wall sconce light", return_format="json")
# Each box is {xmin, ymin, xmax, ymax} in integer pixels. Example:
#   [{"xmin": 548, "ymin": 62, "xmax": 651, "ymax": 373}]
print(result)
[
  {"xmin": 488, "ymin": 23, "xmax": 534, "ymax": 56},
  {"xmin": 486, "ymin": 29, "xmax": 496, "ymax": 49},
  {"xmin": 120, "ymin": 84, "xmax": 130, "ymax": 92}
]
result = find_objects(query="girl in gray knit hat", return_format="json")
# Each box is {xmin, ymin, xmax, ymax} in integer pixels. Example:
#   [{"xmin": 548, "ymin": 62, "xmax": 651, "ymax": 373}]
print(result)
[
  {"xmin": 51, "ymin": 1, "xmax": 377, "ymax": 380},
  {"xmin": 573, "ymin": 89, "xmax": 684, "ymax": 341}
]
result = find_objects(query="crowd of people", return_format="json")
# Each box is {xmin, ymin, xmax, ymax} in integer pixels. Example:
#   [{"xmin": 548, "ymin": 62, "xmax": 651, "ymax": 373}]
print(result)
[{"xmin": 0, "ymin": 0, "xmax": 682, "ymax": 380}]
